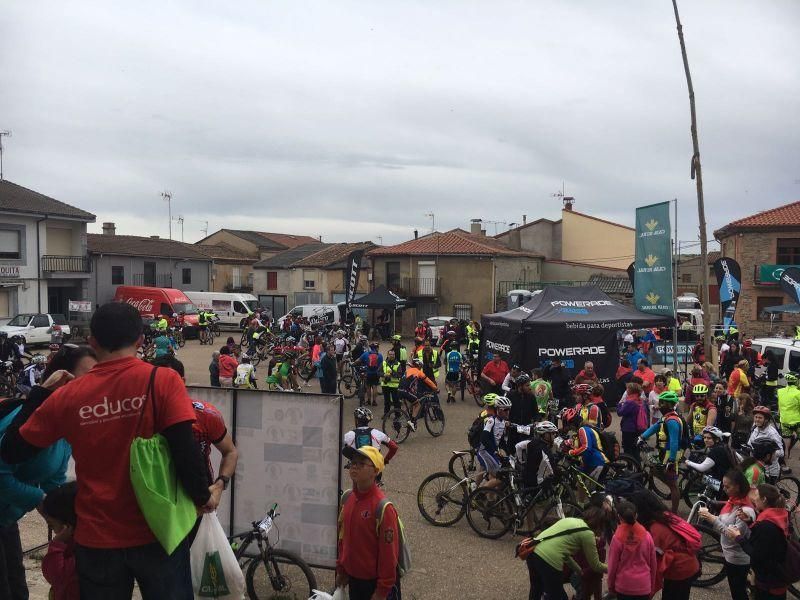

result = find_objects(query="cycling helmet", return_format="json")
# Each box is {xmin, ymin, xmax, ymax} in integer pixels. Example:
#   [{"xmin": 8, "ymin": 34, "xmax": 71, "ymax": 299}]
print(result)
[
  {"xmin": 534, "ymin": 421, "xmax": 559, "ymax": 435},
  {"xmin": 391, "ymin": 334, "xmax": 402, "ymax": 341},
  {"xmin": 743, "ymin": 339, "xmax": 752, "ymax": 348},
  {"xmin": 285, "ymin": 336, "xmax": 296, "ymax": 344},
  {"xmin": 359, "ymin": 335, "xmax": 368, "ymax": 342},
  {"xmin": 32, "ymin": 354, "xmax": 47, "ymax": 365},
  {"xmin": 561, "ymin": 407, "xmax": 582, "ymax": 426},
  {"xmin": 701, "ymin": 426, "xmax": 727, "ymax": 442},
  {"xmin": 493, "ymin": 396, "xmax": 512, "ymax": 409},
  {"xmin": 447, "ymin": 330, "xmax": 456, "ymax": 337},
  {"xmin": 511, "ymin": 363, "xmax": 521, "ymax": 371},
  {"xmin": 0, "ymin": 331, "xmax": 6, "ymax": 339},
  {"xmin": 515, "ymin": 373, "xmax": 531, "ymax": 386},
  {"xmin": 657, "ymin": 391, "xmax": 680, "ymax": 404},
  {"xmin": 786, "ymin": 372, "xmax": 799, "ymax": 384},
  {"xmin": 354, "ymin": 406, "xmax": 373, "ymax": 422},
  {"xmin": 410, "ymin": 357, "xmax": 423, "ymax": 367},
  {"xmin": 751, "ymin": 439, "xmax": 780, "ymax": 459},
  {"xmin": 753, "ymin": 405, "xmax": 772, "ymax": 417},
  {"xmin": 573, "ymin": 383, "xmax": 592, "ymax": 397},
  {"xmin": 692, "ymin": 383, "xmax": 709, "ymax": 396},
  {"xmin": 369, "ymin": 341, "xmax": 379, "ymax": 348},
  {"xmin": 483, "ymin": 393, "xmax": 500, "ymax": 407}
]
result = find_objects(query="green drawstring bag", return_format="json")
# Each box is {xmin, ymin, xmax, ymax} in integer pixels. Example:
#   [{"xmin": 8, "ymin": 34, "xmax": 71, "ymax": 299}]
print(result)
[{"xmin": 129, "ymin": 367, "xmax": 196, "ymax": 555}]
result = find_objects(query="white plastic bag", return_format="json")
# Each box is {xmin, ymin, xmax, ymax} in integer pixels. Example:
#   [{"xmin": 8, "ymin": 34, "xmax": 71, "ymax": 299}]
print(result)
[
  {"xmin": 308, "ymin": 588, "xmax": 344, "ymax": 600},
  {"xmin": 190, "ymin": 512, "xmax": 246, "ymax": 600}
]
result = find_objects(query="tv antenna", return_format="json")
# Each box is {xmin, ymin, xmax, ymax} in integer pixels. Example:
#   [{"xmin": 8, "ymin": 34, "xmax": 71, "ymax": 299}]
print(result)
[
  {"xmin": 161, "ymin": 191, "xmax": 172, "ymax": 239},
  {"xmin": 0, "ymin": 130, "xmax": 11, "ymax": 180},
  {"xmin": 200, "ymin": 220, "xmax": 209, "ymax": 238},
  {"xmin": 173, "ymin": 215, "xmax": 185, "ymax": 242}
]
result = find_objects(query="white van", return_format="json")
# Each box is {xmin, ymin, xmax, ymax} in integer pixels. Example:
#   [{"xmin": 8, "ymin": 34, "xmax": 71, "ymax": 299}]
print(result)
[
  {"xmin": 184, "ymin": 292, "xmax": 259, "ymax": 329},
  {"xmin": 278, "ymin": 304, "xmax": 344, "ymax": 327},
  {"xmin": 677, "ymin": 309, "xmax": 704, "ymax": 334},
  {"xmin": 751, "ymin": 337, "xmax": 800, "ymax": 386}
]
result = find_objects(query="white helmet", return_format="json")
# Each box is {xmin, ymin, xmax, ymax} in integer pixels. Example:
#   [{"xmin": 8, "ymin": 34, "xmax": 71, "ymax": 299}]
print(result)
[
  {"xmin": 535, "ymin": 421, "xmax": 559, "ymax": 435},
  {"xmin": 32, "ymin": 354, "xmax": 47, "ymax": 365},
  {"xmin": 493, "ymin": 395, "xmax": 512, "ymax": 409},
  {"xmin": 702, "ymin": 426, "xmax": 728, "ymax": 442}
]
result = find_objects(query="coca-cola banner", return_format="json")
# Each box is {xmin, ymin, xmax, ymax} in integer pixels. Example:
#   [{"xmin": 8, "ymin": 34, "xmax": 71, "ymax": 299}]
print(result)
[{"xmin": 712, "ymin": 257, "xmax": 742, "ymax": 334}]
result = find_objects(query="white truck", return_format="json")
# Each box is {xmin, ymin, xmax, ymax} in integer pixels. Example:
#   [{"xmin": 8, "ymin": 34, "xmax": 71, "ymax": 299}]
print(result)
[{"xmin": 0, "ymin": 313, "xmax": 71, "ymax": 345}]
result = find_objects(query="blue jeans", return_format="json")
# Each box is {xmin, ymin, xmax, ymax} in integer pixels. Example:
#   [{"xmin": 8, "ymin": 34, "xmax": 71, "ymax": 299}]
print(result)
[{"xmin": 74, "ymin": 537, "xmax": 193, "ymax": 600}]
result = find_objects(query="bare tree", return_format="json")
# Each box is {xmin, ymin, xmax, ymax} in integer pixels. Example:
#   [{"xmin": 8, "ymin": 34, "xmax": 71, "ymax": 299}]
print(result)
[{"xmin": 672, "ymin": 0, "xmax": 712, "ymax": 360}]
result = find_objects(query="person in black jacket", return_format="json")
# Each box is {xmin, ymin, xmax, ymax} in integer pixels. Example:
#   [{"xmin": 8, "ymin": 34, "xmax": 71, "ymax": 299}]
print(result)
[
  {"xmin": 507, "ymin": 373, "xmax": 540, "ymax": 447},
  {"xmin": 543, "ymin": 358, "xmax": 572, "ymax": 409},
  {"xmin": 726, "ymin": 483, "xmax": 789, "ymax": 599},
  {"xmin": 721, "ymin": 341, "xmax": 742, "ymax": 379},
  {"xmin": 320, "ymin": 343, "xmax": 338, "ymax": 394}
]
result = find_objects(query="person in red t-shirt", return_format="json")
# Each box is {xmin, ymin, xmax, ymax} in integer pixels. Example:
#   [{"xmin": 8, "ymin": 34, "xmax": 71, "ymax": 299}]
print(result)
[
  {"xmin": 337, "ymin": 445, "xmax": 400, "ymax": 600},
  {"xmin": 218, "ymin": 346, "xmax": 238, "ymax": 387},
  {"xmin": 481, "ymin": 354, "xmax": 510, "ymax": 395},
  {"xmin": 1, "ymin": 302, "xmax": 213, "ymax": 600}
]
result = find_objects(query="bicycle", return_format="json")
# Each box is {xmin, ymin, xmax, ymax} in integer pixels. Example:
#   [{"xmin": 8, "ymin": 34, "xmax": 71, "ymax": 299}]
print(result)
[
  {"xmin": 0, "ymin": 360, "xmax": 17, "ymax": 397},
  {"xmin": 684, "ymin": 480, "xmax": 727, "ymax": 588},
  {"xmin": 459, "ymin": 361, "xmax": 482, "ymax": 405},
  {"xmin": 382, "ymin": 392, "xmax": 445, "ymax": 443},
  {"xmin": 417, "ymin": 451, "xmax": 484, "ymax": 527},
  {"xmin": 338, "ymin": 366, "xmax": 366, "ymax": 401},
  {"xmin": 171, "ymin": 326, "xmax": 186, "ymax": 348},
  {"xmin": 228, "ymin": 503, "xmax": 317, "ymax": 599},
  {"xmin": 638, "ymin": 445, "xmax": 678, "ymax": 500}
]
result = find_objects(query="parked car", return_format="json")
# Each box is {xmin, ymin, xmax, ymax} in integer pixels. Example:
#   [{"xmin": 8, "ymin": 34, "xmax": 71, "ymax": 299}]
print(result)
[
  {"xmin": 751, "ymin": 337, "xmax": 800, "ymax": 386},
  {"xmin": 0, "ymin": 313, "xmax": 71, "ymax": 345},
  {"xmin": 426, "ymin": 315, "xmax": 456, "ymax": 345}
]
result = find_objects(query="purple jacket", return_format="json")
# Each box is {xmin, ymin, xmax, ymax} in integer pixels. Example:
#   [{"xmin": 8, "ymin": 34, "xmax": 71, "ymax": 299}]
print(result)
[{"xmin": 617, "ymin": 393, "xmax": 649, "ymax": 433}]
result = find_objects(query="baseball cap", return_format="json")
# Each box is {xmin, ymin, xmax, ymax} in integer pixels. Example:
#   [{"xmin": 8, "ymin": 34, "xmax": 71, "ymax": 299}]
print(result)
[{"xmin": 342, "ymin": 445, "xmax": 385, "ymax": 474}]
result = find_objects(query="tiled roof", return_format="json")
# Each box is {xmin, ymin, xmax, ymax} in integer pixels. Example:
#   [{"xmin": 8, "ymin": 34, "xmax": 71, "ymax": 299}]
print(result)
[
  {"xmin": 0, "ymin": 180, "xmax": 95, "ymax": 221},
  {"xmin": 88, "ymin": 234, "xmax": 212, "ymax": 260},
  {"xmin": 368, "ymin": 229, "xmax": 543, "ymax": 258},
  {"xmin": 214, "ymin": 229, "xmax": 320, "ymax": 250},
  {"xmin": 715, "ymin": 201, "xmax": 800, "ymax": 236},
  {"xmin": 587, "ymin": 274, "xmax": 632, "ymax": 295},
  {"xmin": 196, "ymin": 242, "xmax": 258, "ymax": 261},
  {"xmin": 253, "ymin": 243, "xmax": 330, "ymax": 268},
  {"xmin": 293, "ymin": 242, "xmax": 375, "ymax": 268}
]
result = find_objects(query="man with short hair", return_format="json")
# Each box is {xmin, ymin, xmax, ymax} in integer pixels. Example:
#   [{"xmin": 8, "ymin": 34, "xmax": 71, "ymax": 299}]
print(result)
[
  {"xmin": 337, "ymin": 445, "xmax": 401, "ymax": 600},
  {"xmin": 625, "ymin": 343, "xmax": 645, "ymax": 370},
  {"xmin": 543, "ymin": 357, "xmax": 572, "ymax": 408},
  {"xmin": 1, "ymin": 302, "xmax": 214, "ymax": 599},
  {"xmin": 573, "ymin": 361, "xmax": 599, "ymax": 386},
  {"xmin": 480, "ymin": 353, "xmax": 509, "ymax": 395}
]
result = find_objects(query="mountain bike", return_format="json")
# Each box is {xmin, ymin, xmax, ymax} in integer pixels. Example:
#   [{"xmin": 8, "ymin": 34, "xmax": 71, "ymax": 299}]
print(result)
[
  {"xmin": 382, "ymin": 392, "xmax": 445, "ymax": 443},
  {"xmin": 228, "ymin": 503, "xmax": 317, "ymax": 599},
  {"xmin": 417, "ymin": 452, "xmax": 484, "ymax": 527},
  {"xmin": 685, "ymin": 481, "xmax": 727, "ymax": 588},
  {"xmin": 338, "ymin": 366, "xmax": 366, "ymax": 401},
  {"xmin": 459, "ymin": 361, "xmax": 482, "ymax": 405},
  {"xmin": 172, "ymin": 326, "xmax": 186, "ymax": 348}
]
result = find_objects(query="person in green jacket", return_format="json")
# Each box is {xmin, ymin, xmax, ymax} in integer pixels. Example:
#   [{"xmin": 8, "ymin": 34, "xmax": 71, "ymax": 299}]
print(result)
[
  {"xmin": 390, "ymin": 335, "xmax": 408, "ymax": 374},
  {"xmin": 527, "ymin": 507, "xmax": 610, "ymax": 600},
  {"xmin": 778, "ymin": 372, "xmax": 800, "ymax": 461},
  {"xmin": 381, "ymin": 349, "xmax": 402, "ymax": 415}
]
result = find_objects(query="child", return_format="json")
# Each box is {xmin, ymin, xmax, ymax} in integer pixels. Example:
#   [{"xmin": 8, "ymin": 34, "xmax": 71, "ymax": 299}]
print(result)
[
  {"xmin": 41, "ymin": 481, "xmax": 79, "ymax": 600},
  {"xmin": 607, "ymin": 499, "xmax": 657, "ymax": 600}
]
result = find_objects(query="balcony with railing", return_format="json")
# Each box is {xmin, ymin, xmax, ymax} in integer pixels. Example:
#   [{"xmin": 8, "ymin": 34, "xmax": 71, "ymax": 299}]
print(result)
[
  {"xmin": 399, "ymin": 277, "xmax": 441, "ymax": 297},
  {"xmin": 133, "ymin": 273, "xmax": 173, "ymax": 287},
  {"xmin": 41, "ymin": 255, "xmax": 92, "ymax": 275}
]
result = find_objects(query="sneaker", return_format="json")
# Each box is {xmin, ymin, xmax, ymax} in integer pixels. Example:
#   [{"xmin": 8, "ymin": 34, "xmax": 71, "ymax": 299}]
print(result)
[{"xmin": 407, "ymin": 420, "xmax": 417, "ymax": 432}]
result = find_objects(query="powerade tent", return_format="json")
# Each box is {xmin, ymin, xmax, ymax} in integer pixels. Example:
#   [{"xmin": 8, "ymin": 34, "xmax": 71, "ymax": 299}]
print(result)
[{"xmin": 480, "ymin": 286, "xmax": 673, "ymax": 404}]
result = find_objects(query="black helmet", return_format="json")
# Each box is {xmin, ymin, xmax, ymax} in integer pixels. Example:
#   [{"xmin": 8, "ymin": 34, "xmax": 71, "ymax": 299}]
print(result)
[
  {"xmin": 0, "ymin": 331, "xmax": 7, "ymax": 339},
  {"xmin": 751, "ymin": 439, "xmax": 780, "ymax": 459}
]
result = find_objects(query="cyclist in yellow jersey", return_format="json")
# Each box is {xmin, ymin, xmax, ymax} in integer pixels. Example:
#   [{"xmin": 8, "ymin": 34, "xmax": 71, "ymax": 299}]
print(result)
[{"xmin": 778, "ymin": 372, "xmax": 800, "ymax": 465}]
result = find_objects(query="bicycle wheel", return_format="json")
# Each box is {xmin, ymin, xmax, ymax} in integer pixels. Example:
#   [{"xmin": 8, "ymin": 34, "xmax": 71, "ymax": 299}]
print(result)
[
  {"xmin": 604, "ymin": 454, "xmax": 641, "ymax": 480},
  {"xmin": 382, "ymin": 408, "xmax": 411, "ymax": 444},
  {"xmin": 680, "ymin": 473, "xmax": 705, "ymax": 510},
  {"xmin": 448, "ymin": 451, "xmax": 478, "ymax": 479},
  {"xmin": 423, "ymin": 402, "xmax": 446, "ymax": 437},
  {"xmin": 465, "ymin": 487, "xmax": 514, "ymax": 539},
  {"xmin": 251, "ymin": 351, "xmax": 263, "ymax": 368},
  {"xmin": 245, "ymin": 548, "xmax": 317, "ymax": 600},
  {"xmin": 176, "ymin": 332, "xmax": 185, "ymax": 348},
  {"xmin": 647, "ymin": 470, "xmax": 674, "ymax": 500},
  {"xmin": 790, "ymin": 583, "xmax": 800, "ymax": 599},
  {"xmin": 691, "ymin": 523, "xmax": 727, "ymax": 587},
  {"xmin": 536, "ymin": 501, "xmax": 583, "ymax": 532},
  {"xmin": 472, "ymin": 384, "xmax": 485, "ymax": 407},
  {"xmin": 338, "ymin": 375, "xmax": 357, "ymax": 399},
  {"xmin": 240, "ymin": 332, "xmax": 249, "ymax": 347},
  {"xmin": 777, "ymin": 475, "xmax": 800, "ymax": 508},
  {"xmin": 417, "ymin": 472, "xmax": 467, "ymax": 527}
]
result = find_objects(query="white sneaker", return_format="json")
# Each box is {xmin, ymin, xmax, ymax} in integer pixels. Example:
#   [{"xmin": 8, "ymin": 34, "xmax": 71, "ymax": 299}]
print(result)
[{"xmin": 407, "ymin": 420, "xmax": 417, "ymax": 432}]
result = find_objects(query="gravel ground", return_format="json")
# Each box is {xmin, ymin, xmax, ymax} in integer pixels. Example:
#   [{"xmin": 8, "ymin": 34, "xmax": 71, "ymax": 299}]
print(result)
[{"xmin": 20, "ymin": 336, "xmax": 785, "ymax": 599}]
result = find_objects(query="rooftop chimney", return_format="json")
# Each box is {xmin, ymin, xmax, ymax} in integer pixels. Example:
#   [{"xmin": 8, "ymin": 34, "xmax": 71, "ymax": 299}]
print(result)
[
  {"xmin": 508, "ymin": 228, "xmax": 522, "ymax": 250},
  {"xmin": 414, "ymin": 229, "xmax": 418, "ymax": 239},
  {"xmin": 470, "ymin": 219, "xmax": 482, "ymax": 235},
  {"xmin": 522, "ymin": 214, "xmax": 527, "ymax": 225},
  {"xmin": 102, "ymin": 222, "xmax": 116, "ymax": 236},
  {"xmin": 563, "ymin": 197, "xmax": 575, "ymax": 211}
]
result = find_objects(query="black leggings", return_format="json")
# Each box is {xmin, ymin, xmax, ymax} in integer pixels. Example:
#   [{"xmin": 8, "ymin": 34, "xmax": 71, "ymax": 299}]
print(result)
[
  {"xmin": 661, "ymin": 577, "xmax": 692, "ymax": 600},
  {"xmin": 725, "ymin": 560, "xmax": 750, "ymax": 600},
  {"xmin": 622, "ymin": 430, "xmax": 641, "ymax": 461},
  {"xmin": 527, "ymin": 553, "xmax": 567, "ymax": 600}
]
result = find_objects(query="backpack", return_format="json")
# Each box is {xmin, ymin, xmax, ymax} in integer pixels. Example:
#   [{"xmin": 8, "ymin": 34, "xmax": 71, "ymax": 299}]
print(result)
[
  {"xmin": 589, "ymin": 425, "xmax": 620, "ymax": 461},
  {"xmin": 467, "ymin": 416, "xmax": 485, "ymax": 449},
  {"xmin": 666, "ymin": 513, "xmax": 702, "ymax": 552},
  {"xmin": 597, "ymin": 401, "xmax": 612, "ymax": 429},
  {"xmin": 780, "ymin": 536, "xmax": 800, "ymax": 584},
  {"xmin": 663, "ymin": 413, "xmax": 691, "ymax": 450},
  {"xmin": 515, "ymin": 525, "xmax": 591, "ymax": 560},
  {"xmin": 635, "ymin": 400, "xmax": 649, "ymax": 432},
  {"xmin": 354, "ymin": 426, "xmax": 373, "ymax": 449},
  {"xmin": 399, "ymin": 375, "xmax": 419, "ymax": 396},
  {"xmin": 368, "ymin": 353, "xmax": 379, "ymax": 370},
  {"xmin": 339, "ymin": 490, "xmax": 412, "ymax": 577},
  {"xmin": 605, "ymin": 477, "xmax": 645, "ymax": 498}
]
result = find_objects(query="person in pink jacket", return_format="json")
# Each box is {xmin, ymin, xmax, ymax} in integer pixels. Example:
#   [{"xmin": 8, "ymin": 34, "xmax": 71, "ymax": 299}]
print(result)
[{"xmin": 607, "ymin": 499, "xmax": 658, "ymax": 600}]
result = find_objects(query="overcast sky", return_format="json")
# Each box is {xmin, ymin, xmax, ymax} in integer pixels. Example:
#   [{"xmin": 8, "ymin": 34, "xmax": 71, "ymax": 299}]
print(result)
[{"xmin": 2, "ymin": 1, "xmax": 798, "ymax": 248}]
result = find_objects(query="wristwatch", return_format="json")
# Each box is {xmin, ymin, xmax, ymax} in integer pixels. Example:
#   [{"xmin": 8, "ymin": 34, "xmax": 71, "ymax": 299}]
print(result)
[{"xmin": 215, "ymin": 475, "xmax": 230, "ymax": 490}]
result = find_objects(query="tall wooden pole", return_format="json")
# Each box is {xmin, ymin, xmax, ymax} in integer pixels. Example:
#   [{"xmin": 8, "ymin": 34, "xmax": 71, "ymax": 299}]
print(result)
[{"xmin": 672, "ymin": 0, "xmax": 712, "ymax": 361}]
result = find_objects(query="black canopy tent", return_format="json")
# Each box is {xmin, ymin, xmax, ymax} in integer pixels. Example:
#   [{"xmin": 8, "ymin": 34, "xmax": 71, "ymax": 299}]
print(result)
[
  {"xmin": 350, "ymin": 285, "xmax": 414, "ymax": 336},
  {"xmin": 480, "ymin": 286, "xmax": 673, "ymax": 405}
]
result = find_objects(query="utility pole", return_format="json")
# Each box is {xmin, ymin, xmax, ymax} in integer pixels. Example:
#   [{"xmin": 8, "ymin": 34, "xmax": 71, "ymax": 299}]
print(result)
[
  {"xmin": 161, "ymin": 191, "xmax": 172, "ymax": 240},
  {"xmin": 672, "ymin": 0, "xmax": 712, "ymax": 361},
  {"xmin": 0, "ymin": 130, "xmax": 11, "ymax": 180}
]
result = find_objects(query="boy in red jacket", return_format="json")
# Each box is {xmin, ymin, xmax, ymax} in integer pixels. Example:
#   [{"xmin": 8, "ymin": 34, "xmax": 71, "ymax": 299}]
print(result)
[{"xmin": 337, "ymin": 445, "xmax": 401, "ymax": 600}]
